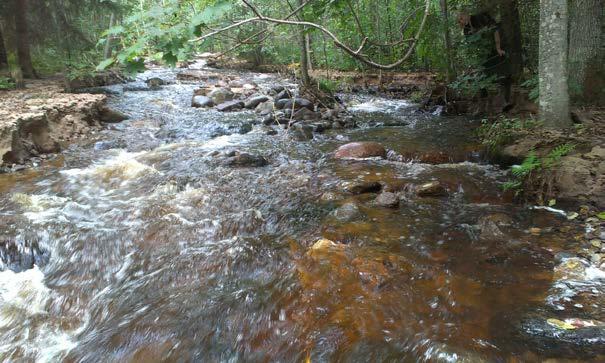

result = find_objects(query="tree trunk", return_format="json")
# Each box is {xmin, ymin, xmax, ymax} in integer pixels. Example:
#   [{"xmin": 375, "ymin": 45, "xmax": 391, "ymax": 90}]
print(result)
[
  {"xmin": 103, "ymin": 13, "xmax": 116, "ymax": 59},
  {"xmin": 440, "ymin": 0, "xmax": 455, "ymax": 82},
  {"xmin": 539, "ymin": 0, "xmax": 570, "ymax": 128},
  {"xmin": 0, "ymin": 27, "xmax": 7, "ymax": 68},
  {"xmin": 0, "ymin": 1, "xmax": 24, "ymax": 88},
  {"xmin": 305, "ymin": 33, "xmax": 313, "ymax": 71},
  {"xmin": 500, "ymin": 0, "xmax": 523, "ymax": 80},
  {"xmin": 297, "ymin": 0, "xmax": 311, "ymax": 86},
  {"xmin": 568, "ymin": 0, "xmax": 604, "ymax": 101},
  {"xmin": 14, "ymin": 0, "xmax": 36, "ymax": 78}
]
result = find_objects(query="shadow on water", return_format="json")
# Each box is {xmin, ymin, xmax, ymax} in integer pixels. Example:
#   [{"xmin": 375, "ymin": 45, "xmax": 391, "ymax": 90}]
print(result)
[{"xmin": 0, "ymin": 65, "xmax": 603, "ymax": 362}]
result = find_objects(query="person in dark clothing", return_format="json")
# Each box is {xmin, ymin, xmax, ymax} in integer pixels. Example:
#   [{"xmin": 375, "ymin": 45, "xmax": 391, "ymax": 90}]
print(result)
[{"xmin": 457, "ymin": 10, "xmax": 513, "ymax": 111}]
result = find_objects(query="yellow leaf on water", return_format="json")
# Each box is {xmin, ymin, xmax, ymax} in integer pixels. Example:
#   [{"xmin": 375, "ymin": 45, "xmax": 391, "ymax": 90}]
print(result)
[{"xmin": 547, "ymin": 318, "xmax": 576, "ymax": 330}]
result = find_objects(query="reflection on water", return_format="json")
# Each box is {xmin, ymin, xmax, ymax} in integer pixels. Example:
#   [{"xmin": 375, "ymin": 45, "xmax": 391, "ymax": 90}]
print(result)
[{"xmin": 0, "ymin": 66, "xmax": 603, "ymax": 362}]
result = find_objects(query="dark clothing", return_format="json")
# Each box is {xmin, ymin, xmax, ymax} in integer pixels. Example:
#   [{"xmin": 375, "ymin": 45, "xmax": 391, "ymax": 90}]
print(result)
[{"xmin": 464, "ymin": 13, "xmax": 512, "ymax": 102}]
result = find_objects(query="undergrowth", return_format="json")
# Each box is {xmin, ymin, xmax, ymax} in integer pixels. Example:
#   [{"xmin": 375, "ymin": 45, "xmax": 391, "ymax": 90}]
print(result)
[
  {"xmin": 477, "ymin": 117, "xmax": 542, "ymax": 153},
  {"xmin": 0, "ymin": 77, "xmax": 15, "ymax": 90}
]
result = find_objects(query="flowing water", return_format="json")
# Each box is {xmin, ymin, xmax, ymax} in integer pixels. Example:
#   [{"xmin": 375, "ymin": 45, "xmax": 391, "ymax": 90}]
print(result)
[{"xmin": 0, "ymin": 64, "xmax": 604, "ymax": 362}]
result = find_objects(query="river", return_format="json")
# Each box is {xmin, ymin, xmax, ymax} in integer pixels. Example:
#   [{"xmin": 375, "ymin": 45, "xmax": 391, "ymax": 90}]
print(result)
[{"xmin": 0, "ymin": 62, "xmax": 603, "ymax": 362}]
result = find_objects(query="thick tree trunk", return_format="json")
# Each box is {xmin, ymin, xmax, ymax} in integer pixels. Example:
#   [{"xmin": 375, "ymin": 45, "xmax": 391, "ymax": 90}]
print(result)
[
  {"xmin": 0, "ymin": 1, "xmax": 24, "ymax": 88},
  {"xmin": 539, "ymin": 0, "xmax": 570, "ymax": 128},
  {"xmin": 440, "ymin": 0, "xmax": 455, "ymax": 82},
  {"xmin": 500, "ymin": 0, "xmax": 523, "ymax": 80},
  {"xmin": 568, "ymin": 0, "xmax": 604, "ymax": 101},
  {"xmin": 15, "ymin": 0, "xmax": 36, "ymax": 78},
  {"xmin": 297, "ymin": 0, "xmax": 311, "ymax": 86}
]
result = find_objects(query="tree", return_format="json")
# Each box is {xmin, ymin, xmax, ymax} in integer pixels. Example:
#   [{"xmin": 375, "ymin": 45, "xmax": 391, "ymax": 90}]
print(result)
[
  {"xmin": 296, "ymin": 0, "xmax": 311, "ymax": 86},
  {"xmin": 0, "ymin": 28, "xmax": 7, "ymax": 68},
  {"xmin": 539, "ymin": 0, "xmax": 570, "ymax": 128},
  {"xmin": 15, "ymin": 0, "xmax": 36, "ymax": 78},
  {"xmin": 0, "ymin": 0, "xmax": 25, "ymax": 88},
  {"xmin": 568, "ymin": 0, "xmax": 604, "ymax": 101},
  {"xmin": 440, "ymin": 0, "xmax": 455, "ymax": 82},
  {"xmin": 499, "ymin": 0, "xmax": 523, "ymax": 80}
]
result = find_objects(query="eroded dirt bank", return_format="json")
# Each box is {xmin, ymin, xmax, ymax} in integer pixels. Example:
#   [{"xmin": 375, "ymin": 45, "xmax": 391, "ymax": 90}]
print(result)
[{"xmin": 0, "ymin": 79, "xmax": 125, "ymax": 172}]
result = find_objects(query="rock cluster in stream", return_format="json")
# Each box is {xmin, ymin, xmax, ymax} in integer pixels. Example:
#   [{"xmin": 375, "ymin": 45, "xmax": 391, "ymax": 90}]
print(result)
[{"xmin": 189, "ymin": 80, "xmax": 352, "ymax": 140}]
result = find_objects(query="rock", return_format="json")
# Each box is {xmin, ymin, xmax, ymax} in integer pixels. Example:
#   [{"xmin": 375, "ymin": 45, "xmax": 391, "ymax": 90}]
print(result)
[
  {"xmin": 343, "ymin": 181, "xmax": 382, "ymax": 195},
  {"xmin": 145, "ymin": 77, "xmax": 165, "ymax": 89},
  {"xmin": 334, "ymin": 142, "xmax": 387, "ymax": 159},
  {"xmin": 224, "ymin": 152, "xmax": 268, "ymax": 167},
  {"xmin": 292, "ymin": 107, "xmax": 319, "ymax": 121},
  {"xmin": 477, "ymin": 213, "xmax": 512, "ymax": 240},
  {"xmin": 274, "ymin": 89, "xmax": 291, "ymax": 101},
  {"xmin": 207, "ymin": 87, "xmax": 234, "ymax": 104},
  {"xmin": 307, "ymin": 238, "xmax": 347, "ymax": 259},
  {"xmin": 191, "ymin": 95, "xmax": 214, "ymax": 108},
  {"xmin": 215, "ymin": 100, "xmax": 244, "ymax": 112},
  {"xmin": 553, "ymin": 257, "xmax": 589, "ymax": 280},
  {"xmin": 264, "ymin": 127, "xmax": 278, "ymax": 136},
  {"xmin": 275, "ymin": 98, "xmax": 290, "ymax": 110},
  {"xmin": 331, "ymin": 203, "xmax": 363, "ymax": 222},
  {"xmin": 416, "ymin": 181, "xmax": 447, "ymax": 197},
  {"xmin": 283, "ymin": 98, "xmax": 314, "ymax": 111},
  {"xmin": 238, "ymin": 123, "xmax": 253, "ymax": 134},
  {"xmin": 244, "ymin": 95, "xmax": 270, "ymax": 109},
  {"xmin": 262, "ymin": 114, "xmax": 276, "ymax": 125},
  {"xmin": 374, "ymin": 192, "xmax": 399, "ymax": 208},
  {"xmin": 99, "ymin": 106, "xmax": 128, "ymax": 123},
  {"xmin": 255, "ymin": 101, "xmax": 274, "ymax": 116},
  {"xmin": 556, "ymin": 155, "xmax": 605, "ymax": 208},
  {"xmin": 520, "ymin": 315, "xmax": 605, "ymax": 357},
  {"xmin": 288, "ymin": 124, "xmax": 314, "ymax": 141},
  {"xmin": 270, "ymin": 85, "xmax": 285, "ymax": 94}
]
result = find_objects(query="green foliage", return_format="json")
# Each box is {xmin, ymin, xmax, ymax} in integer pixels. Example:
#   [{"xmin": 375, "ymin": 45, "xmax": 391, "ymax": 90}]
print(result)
[
  {"xmin": 503, "ymin": 143, "xmax": 575, "ymax": 193},
  {"xmin": 477, "ymin": 117, "xmax": 542, "ymax": 152},
  {"xmin": 449, "ymin": 72, "xmax": 500, "ymax": 97},
  {"xmin": 521, "ymin": 75, "xmax": 539, "ymax": 101},
  {"xmin": 317, "ymin": 77, "xmax": 340, "ymax": 93},
  {"xmin": 0, "ymin": 77, "xmax": 16, "ymax": 90}
]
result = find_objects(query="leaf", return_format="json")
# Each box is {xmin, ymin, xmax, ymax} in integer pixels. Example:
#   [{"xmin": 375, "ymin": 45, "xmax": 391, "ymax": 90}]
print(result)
[
  {"xmin": 547, "ymin": 318, "xmax": 576, "ymax": 330},
  {"xmin": 548, "ymin": 199, "xmax": 556, "ymax": 207},
  {"xmin": 191, "ymin": 0, "xmax": 233, "ymax": 28},
  {"xmin": 96, "ymin": 58, "xmax": 115, "ymax": 71},
  {"xmin": 597, "ymin": 212, "xmax": 605, "ymax": 220},
  {"xmin": 566, "ymin": 212, "xmax": 579, "ymax": 220},
  {"xmin": 162, "ymin": 51, "xmax": 178, "ymax": 66}
]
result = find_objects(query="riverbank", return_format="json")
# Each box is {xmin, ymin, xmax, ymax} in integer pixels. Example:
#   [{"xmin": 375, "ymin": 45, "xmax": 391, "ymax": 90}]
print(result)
[{"xmin": 0, "ymin": 78, "xmax": 129, "ymax": 172}]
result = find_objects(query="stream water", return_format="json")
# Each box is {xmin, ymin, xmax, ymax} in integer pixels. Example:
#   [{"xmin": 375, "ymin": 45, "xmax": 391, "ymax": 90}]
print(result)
[{"xmin": 0, "ymin": 63, "xmax": 604, "ymax": 362}]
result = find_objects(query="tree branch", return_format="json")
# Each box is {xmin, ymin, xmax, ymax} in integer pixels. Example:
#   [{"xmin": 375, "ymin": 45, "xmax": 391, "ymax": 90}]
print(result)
[{"xmin": 191, "ymin": 0, "xmax": 431, "ymax": 70}]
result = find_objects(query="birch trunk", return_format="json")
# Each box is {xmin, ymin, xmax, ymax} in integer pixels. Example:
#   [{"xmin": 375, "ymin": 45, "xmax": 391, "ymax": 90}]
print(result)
[{"xmin": 539, "ymin": 0, "xmax": 570, "ymax": 128}]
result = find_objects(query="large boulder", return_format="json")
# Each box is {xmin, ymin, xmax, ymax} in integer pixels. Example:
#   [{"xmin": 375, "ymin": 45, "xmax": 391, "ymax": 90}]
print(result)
[
  {"xmin": 274, "ymin": 89, "xmax": 292, "ymax": 101},
  {"xmin": 191, "ymin": 95, "xmax": 214, "ymax": 108},
  {"xmin": 244, "ymin": 95, "xmax": 270, "ymax": 109},
  {"xmin": 275, "ymin": 98, "xmax": 290, "ymax": 110},
  {"xmin": 216, "ymin": 100, "xmax": 244, "ymax": 112},
  {"xmin": 208, "ymin": 87, "xmax": 234, "ymax": 104},
  {"xmin": 334, "ymin": 142, "xmax": 387, "ymax": 159}
]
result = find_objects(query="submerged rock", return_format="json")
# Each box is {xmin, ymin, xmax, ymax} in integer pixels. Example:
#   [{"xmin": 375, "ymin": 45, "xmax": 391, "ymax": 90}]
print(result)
[
  {"xmin": 331, "ymin": 202, "xmax": 363, "ymax": 222},
  {"xmin": 416, "ymin": 181, "xmax": 447, "ymax": 197},
  {"xmin": 99, "ymin": 106, "xmax": 129, "ymax": 123},
  {"xmin": 288, "ymin": 124, "xmax": 314, "ymax": 141},
  {"xmin": 477, "ymin": 213, "xmax": 513, "ymax": 240},
  {"xmin": 342, "ymin": 181, "xmax": 382, "ymax": 195},
  {"xmin": 334, "ymin": 142, "xmax": 387, "ymax": 159},
  {"xmin": 191, "ymin": 95, "xmax": 214, "ymax": 108},
  {"xmin": 145, "ymin": 77, "xmax": 166, "ymax": 89},
  {"xmin": 223, "ymin": 152, "xmax": 268, "ymax": 167},
  {"xmin": 374, "ymin": 192, "xmax": 399, "ymax": 208}
]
